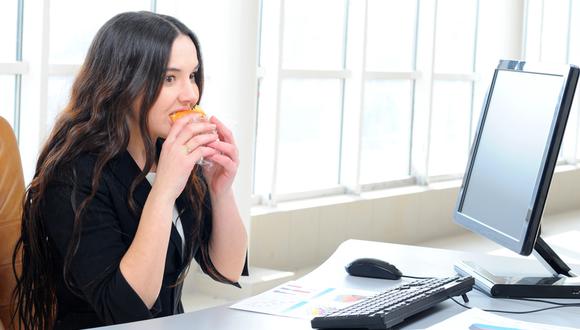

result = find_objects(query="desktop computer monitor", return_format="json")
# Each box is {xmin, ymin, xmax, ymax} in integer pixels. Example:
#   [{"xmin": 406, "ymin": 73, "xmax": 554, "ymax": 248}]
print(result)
[{"xmin": 453, "ymin": 59, "xmax": 580, "ymax": 299}]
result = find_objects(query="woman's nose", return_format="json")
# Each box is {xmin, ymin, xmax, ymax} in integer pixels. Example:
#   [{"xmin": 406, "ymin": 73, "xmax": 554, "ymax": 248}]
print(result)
[{"xmin": 179, "ymin": 81, "xmax": 199, "ymax": 104}]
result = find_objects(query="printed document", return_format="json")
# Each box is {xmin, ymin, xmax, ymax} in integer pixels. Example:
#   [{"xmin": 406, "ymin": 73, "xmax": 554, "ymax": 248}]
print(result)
[
  {"xmin": 426, "ymin": 308, "xmax": 577, "ymax": 330},
  {"xmin": 230, "ymin": 280, "xmax": 373, "ymax": 319}
]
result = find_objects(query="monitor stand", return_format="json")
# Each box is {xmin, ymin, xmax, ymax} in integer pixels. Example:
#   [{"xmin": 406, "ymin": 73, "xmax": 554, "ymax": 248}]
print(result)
[{"xmin": 454, "ymin": 237, "xmax": 580, "ymax": 299}]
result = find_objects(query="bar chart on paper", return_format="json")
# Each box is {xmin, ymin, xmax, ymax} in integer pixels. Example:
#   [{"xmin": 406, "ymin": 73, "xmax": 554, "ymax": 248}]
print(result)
[{"xmin": 230, "ymin": 281, "xmax": 373, "ymax": 319}]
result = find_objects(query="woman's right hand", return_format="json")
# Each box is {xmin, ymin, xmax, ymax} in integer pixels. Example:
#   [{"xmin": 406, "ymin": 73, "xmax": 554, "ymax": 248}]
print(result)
[{"xmin": 153, "ymin": 114, "xmax": 218, "ymax": 201}]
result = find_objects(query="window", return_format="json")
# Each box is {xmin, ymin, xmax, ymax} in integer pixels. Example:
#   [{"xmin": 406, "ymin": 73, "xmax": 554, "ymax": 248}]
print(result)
[
  {"xmin": 0, "ymin": 76, "xmax": 16, "ymax": 124},
  {"xmin": 255, "ymin": 0, "xmax": 536, "ymax": 204},
  {"xmin": 0, "ymin": 2, "xmax": 17, "ymax": 61},
  {"xmin": 428, "ymin": 0, "xmax": 477, "ymax": 176},
  {"xmin": 361, "ymin": 80, "xmax": 413, "ymax": 184},
  {"xmin": 275, "ymin": 0, "xmax": 348, "ymax": 193},
  {"xmin": 360, "ymin": 0, "xmax": 417, "ymax": 184},
  {"xmin": 46, "ymin": 76, "xmax": 74, "ymax": 132},
  {"xmin": 524, "ymin": 0, "xmax": 580, "ymax": 163},
  {"xmin": 0, "ymin": 0, "xmax": 21, "ymax": 129},
  {"xmin": 47, "ymin": 0, "xmax": 151, "ymax": 128},
  {"xmin": 365, "ymin": 0, "xmax": 416, "ymax": 72},
  {"xmin": 429, "ymin": 80, "xmax": 472, "ymax": 176},
  {"xmin": 254, "ymin": 0, "xmax": 349, "ymax": 199},
  {"xmin": 283, "ymin": 0, "xmax": 346, "ymax": 70},
  {"xmin": 8, "ymin": 0, "xmax": 580, "ymax": 205}
]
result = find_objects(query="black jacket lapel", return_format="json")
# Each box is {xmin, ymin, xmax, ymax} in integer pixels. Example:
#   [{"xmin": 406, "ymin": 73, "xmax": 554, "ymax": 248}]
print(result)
[
  {"xmin": 107, "ymin": 150, "xmax": 149, "ymax": 217},
  {"xmin": 107, "ymin": 148, "xmax": 185, "ymax": 261}
]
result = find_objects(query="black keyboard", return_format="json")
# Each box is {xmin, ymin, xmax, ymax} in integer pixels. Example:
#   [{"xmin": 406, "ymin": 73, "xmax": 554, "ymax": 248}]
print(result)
[{"xmin": 311, "ymin": 276, "xmax": 474, "ymax": 329}]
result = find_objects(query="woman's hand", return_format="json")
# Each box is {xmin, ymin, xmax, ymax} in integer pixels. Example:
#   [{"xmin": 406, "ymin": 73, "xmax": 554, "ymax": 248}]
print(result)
[
  {"xmin": 154, "ymin": 114, "xmax": 218, "ymax": 201},
  {"xmin": 203, "ymin": 116, "xmax": 239, "ymax": 198}
]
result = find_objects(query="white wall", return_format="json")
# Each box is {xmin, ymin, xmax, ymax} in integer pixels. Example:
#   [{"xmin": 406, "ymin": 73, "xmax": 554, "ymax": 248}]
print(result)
[{"xmin": 249, "ymin": 167, "xmax": 580, "ymax": 271}]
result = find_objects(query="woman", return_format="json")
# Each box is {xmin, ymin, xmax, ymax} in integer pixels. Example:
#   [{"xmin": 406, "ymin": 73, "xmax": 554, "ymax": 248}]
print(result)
[{"xmin": 12, "ymin": 11, "xmax": 248, "ymax": 329}]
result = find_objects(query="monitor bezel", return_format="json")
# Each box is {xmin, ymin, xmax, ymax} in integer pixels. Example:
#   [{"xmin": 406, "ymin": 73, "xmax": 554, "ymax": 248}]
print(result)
[{"xmin": 454, "ymin": 59, "xmax": 579, "ymax": 256}]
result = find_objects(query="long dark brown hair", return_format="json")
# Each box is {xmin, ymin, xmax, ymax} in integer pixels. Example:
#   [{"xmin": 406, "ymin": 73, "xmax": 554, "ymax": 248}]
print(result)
[{"xmin": 11, "ymin": 11, "xmax": 213, "ymax": 329}]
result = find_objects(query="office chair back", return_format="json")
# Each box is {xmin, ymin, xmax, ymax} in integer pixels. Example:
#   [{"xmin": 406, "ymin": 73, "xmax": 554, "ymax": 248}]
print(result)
[{"xmin": 0, "ymin": 117, "xmax": 25, "ymax": 329}]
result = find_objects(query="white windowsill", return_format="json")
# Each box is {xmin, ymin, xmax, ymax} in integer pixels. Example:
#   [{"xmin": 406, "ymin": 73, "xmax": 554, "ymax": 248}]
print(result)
[{"xmin": 250, "ymin": 164, "xmax": 580, "ymax": 217}]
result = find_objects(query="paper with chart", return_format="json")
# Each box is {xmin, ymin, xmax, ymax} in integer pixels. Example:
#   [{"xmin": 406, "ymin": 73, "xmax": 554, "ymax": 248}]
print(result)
[
  {"xmin": 426, "ymin": 308, "xmax": 577, "ymax": 330},
  {"xmin": 230, "ymin": 280, "xmax": 374, "ymax": 319}
]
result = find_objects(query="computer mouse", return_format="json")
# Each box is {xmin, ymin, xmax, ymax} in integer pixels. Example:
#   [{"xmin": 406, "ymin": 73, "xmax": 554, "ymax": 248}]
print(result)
[{"xmin": 345, "ymin": 257, "xmax": 403, "ymax": 280}]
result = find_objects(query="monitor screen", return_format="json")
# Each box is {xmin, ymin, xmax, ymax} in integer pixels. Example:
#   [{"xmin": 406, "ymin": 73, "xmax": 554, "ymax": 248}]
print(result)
[{"xmin": 454, "ymin": 60, "xmax": 579, "ymax": 256}]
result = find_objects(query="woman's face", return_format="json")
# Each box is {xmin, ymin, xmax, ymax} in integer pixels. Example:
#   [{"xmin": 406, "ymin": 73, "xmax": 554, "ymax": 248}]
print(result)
[{"xmin": 147, "ymin": 34, "xmax": 200, "ymax": 140}]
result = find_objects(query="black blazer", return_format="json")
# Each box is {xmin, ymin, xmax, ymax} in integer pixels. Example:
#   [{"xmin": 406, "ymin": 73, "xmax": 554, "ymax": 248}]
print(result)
[{"xmin": 43, "ymin": 149, "xmax": 247, "ymax": 329}]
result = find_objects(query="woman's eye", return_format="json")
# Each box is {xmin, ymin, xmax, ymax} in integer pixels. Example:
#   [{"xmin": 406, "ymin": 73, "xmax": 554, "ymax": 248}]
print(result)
[
  {"xmin": 189, "ymin": 72, "xmax": 196, "ymax": 81},
  {"xmin": 165, "ymin": 75, "xmax": 176, "ymax": 83}
]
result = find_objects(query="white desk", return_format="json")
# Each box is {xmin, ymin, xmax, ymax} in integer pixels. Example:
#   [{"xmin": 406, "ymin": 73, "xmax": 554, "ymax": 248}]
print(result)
[{"xmin": 95, "ymin": 240, "xmax": 580, "ymax": 329}]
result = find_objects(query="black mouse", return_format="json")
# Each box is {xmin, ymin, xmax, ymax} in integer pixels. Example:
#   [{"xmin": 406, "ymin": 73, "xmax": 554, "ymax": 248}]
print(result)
[{"xmin": 345, "ymin": 258, "xmax": 402, "ymax": 280}]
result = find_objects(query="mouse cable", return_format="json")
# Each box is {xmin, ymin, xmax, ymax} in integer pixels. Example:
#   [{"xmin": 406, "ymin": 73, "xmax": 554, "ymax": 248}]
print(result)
[
  {"xmin": 449, "ymin": 296, "xmax": 580, "ymax": 315},
  {"xmin": 512, "ymin": 297, "xmax": 580, "ymax": 306},
  {"xmin": 401, "ymin": 274, "xmax": 434, "ymax": 280}
]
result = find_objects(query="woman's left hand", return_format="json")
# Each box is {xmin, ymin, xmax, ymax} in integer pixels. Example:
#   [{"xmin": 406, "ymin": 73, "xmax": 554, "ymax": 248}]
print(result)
[{"xmin": 203, "ymin": 116, "xmax": 239, "ymax": 198}]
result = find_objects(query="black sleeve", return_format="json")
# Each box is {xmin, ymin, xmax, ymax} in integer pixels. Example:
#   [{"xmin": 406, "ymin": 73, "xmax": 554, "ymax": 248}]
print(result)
[
  {"xmin": 194, "ymin": 248, "xmax": 249, "ymax": 288},
  {"xmin": 44, "ymin": 166, "xmax": 157, "ymax": 325},
  {"xmin": 193, "ymin": 185, "xmax": 249, "ymax": 288}
]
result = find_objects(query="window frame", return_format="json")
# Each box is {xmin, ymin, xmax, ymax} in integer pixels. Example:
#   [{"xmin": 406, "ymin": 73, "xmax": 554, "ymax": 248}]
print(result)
[
  {"xmin": 254, "ymin": 0, "xmax": 580, "ymax": 206},
  {"xmin": 0, "ymin": 0, "xmax": 25, "ymax": 137},
  {"xmin": 254, "ymin": 0, "xmax": 487, "ymax": 205}
]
